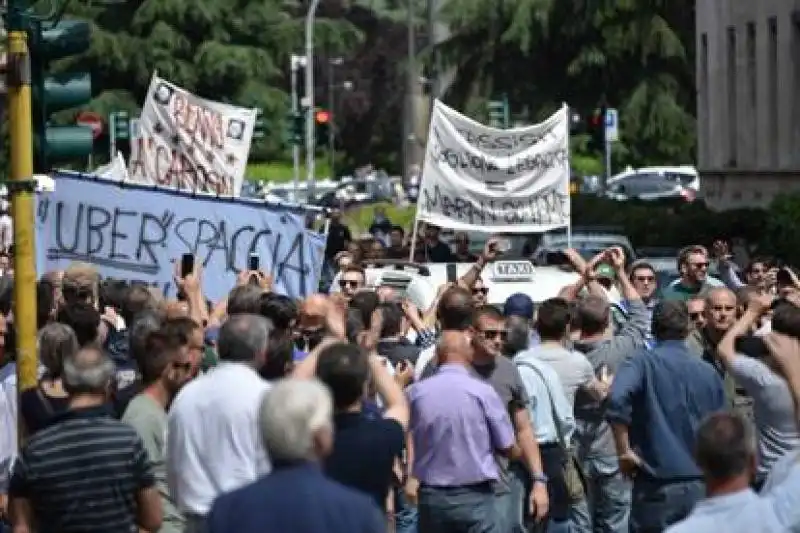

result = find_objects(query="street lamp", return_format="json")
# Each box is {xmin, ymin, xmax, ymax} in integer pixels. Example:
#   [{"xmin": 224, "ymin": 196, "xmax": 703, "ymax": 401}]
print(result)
[
  {"xmin": 290, "ymin": 54, "xmax": 306, "ymax": 199},
  {"xmin": 304, "ymin": 0, "xmax": 322, "ymax": 201}
]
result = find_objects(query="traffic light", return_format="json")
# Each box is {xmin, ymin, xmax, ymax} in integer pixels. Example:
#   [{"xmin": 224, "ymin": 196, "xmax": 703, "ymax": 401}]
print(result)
[
  {"xmin": 29, "ymin": 19, "xmax": 94, "ymax": 173},
  {"xmin": 253, "ymin": 109, "xmax": 265, "ymax": 140},
  {"xmin": 110, "ymin": 111, "xmax": 130, "ymax": 141},
  {"xmin": 487, "ymin": 97, "xmax": 510, "ymax": 128},
  {"xmin": 315, "ymin": 108, "xmax": 330, "ymax": 147},
  {"xmin": 587, "ymin": 106, "xmax": 606, "ymax": 153},
  {"xmin": 287, "ymin": 111, "xmax": 304, "ymax": 146}
]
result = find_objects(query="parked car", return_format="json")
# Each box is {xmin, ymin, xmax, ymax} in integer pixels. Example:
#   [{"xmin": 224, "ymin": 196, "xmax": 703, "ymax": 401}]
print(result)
[{"xmin": 605, "ymin": 165, "xmax": 700, "ymax": 202}]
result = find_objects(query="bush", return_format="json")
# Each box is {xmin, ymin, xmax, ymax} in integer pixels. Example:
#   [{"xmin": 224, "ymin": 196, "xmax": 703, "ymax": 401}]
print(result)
[{"xmin": 343, "ymin": 203, "xmax": 416, "ymax": 235}]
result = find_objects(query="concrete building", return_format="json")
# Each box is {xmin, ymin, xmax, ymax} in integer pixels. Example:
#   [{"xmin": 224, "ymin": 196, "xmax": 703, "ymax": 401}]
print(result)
[{"xmin": 696, "ymin": 0, "xmax": 800, "ymax": 210}]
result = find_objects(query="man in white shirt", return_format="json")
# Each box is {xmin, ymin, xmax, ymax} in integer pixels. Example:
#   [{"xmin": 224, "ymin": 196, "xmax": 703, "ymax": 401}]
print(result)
[
  {"xmin": 666, "ymin": 412, "xmax": 800, "ymax": 533},
  {"xmin": 167, "ymin": 314, "xmax": 273, "ymax": 533}
]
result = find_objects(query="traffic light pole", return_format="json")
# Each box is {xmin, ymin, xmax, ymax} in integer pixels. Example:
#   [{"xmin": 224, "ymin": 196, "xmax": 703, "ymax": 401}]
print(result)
[
  {"xmin": 290, "ymin": 57, "xmax": 301, "ymax": 199},
  {"xmin": 304, "ymin": 0, "xmax": 321, "ymax": 202},
  {"xmin": 6, "ymin": 27, "xmax": 40, "ymax": 394}
]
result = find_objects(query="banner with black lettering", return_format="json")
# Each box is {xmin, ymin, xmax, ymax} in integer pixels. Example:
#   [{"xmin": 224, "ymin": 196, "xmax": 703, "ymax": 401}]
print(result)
[
  {"xmin": 417, "ymin": 100, "xmax": 570, "ymax": 232},
  {"xmin": 128, "ymin": 74, "xmax": 257, "ymax": 196},
  {"xmin": 36, "ymin": 173, "xmax": 327, "ymax": 301}
]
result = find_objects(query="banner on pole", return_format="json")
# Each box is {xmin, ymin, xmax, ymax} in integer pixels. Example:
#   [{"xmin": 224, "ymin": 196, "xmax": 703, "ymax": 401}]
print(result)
[
  {"xmin": 128, "ymin": 74, "xmax": 257, "ymax": 196},
  {"xmin": 416, "ymin": 100, "xmax": 570, "ymax": 233},
  {"xmin": 36, "ymin": 173, "xmax": 327, "ymax": 302}
]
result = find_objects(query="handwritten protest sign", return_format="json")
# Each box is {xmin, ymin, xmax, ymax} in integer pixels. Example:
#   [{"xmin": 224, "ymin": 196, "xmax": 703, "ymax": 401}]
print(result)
[
  {"xmin": 416, "ymin": 100, "xmax": 570, "ymax": 233},
  {"xmin": 36, "ymin": 173, "xmax": 327, "ymax": 301},
  {"xmin": 128, "ymin": 74, "xmax": 257, "ymax": 196}
]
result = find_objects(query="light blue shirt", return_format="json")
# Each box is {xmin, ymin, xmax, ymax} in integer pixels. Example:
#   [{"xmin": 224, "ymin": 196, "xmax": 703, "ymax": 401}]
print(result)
[
  {"xmin": 513, "ymin": 349, "xmax": 576, "ymax": 446},
  {"xmin": 666, "ymin": 460, "xmax": 800, "ymax": 533}
]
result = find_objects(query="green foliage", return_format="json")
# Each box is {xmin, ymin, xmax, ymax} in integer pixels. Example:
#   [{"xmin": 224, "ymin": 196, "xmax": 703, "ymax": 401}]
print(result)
[
  {"xmin": 763, "ymin": 193, "xmax": 800, "ymax": 264},
  {"xmin": 246, "ymin": 159, "xmax": 333, "ymax": 183},
  {"xmin": 343, "ymin": 202, "xmax": 416, "ymax": 234},
  {"xmin": 437, "ymin": 0, "xmax": 696, "ymax": 167},
  {"xmin": 37, "ymin": 0, "xmax": 362, "ymax": 165}
]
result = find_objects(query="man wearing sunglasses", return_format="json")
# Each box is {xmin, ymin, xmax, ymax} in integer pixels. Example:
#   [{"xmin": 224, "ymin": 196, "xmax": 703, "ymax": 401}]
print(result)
[
  {"xmin": 661, "ymin": 245, "xmax": 724, "ymax": 302},
  {"xmin": 337, "ymin": 266, "xmax": 366, "ymax": 301},
  {"xmin": 419, "ymin": 305, "xmax": 549, "ymax": 532}
]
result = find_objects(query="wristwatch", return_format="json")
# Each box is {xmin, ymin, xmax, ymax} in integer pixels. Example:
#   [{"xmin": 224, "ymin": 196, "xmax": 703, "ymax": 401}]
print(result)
[{"xmin": 531, "ymin": 472, "xmax": 548, "ymax": 485}]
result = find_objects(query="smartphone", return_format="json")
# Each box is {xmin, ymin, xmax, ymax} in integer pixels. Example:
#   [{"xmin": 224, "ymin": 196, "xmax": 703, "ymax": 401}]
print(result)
[
  {"xmin": 180, "ymin": 254, "xmax": 194, "ymax": 277},
  {"xmin": 248, "ymin": 254, "xmax": 260, "ymax": 271},
  {"xmin": 777, "ymin": 268, "xmax": 792, "ymax": 286}
]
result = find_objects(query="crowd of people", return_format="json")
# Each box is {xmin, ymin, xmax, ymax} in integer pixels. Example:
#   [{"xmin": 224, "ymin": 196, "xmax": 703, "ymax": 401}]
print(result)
[{"xmin": 0, "ymin": 235, "xmax": 800, "ymax": 532}]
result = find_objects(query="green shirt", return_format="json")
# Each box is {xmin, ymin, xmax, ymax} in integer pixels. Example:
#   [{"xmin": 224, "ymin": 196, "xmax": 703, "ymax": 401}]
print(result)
[
  {"xmin": 660, "ymin": 276, "xmax": 726, "ymax": 302},
  {"xmin": 122, "ymin": 394, "xmax": 184, "ymax": 533}
]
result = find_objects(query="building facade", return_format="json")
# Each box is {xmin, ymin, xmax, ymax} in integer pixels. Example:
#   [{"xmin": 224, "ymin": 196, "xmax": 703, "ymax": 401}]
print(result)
[{"xmin": 696, "ymin": 0, "xmax": 800, "ymax": 210}]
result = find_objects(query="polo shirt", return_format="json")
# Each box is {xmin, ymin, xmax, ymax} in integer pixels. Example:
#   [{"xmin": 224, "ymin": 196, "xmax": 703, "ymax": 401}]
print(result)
[
  {"xmin": 324, "ymin": 412, "xmax": 404, "ymax": 510},
  {"xmin": 9, "ymin": 405, "xmax": 155, "ymax": 532}
]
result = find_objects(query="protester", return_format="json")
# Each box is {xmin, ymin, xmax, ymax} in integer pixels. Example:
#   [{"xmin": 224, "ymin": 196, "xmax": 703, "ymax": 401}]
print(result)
[
  {"xmin": 166, "ymin": 314, "xmax": 272, "ymax": 533},
  {"xmin": 661, "ymin": 245, "xmax": 724, "ymax": 301},
  {"xmin": 570, "ymin": 246, "xmax": 648, "ymax": 533},
  {"xmin": 716, "ymin": 292, "xmax": 800, "ymax": 488},
  {"xmin": 666, "ymin": 411, "xmax": 800, "ymax": 533},
  {"xmin": 18, "ymin": 323, "xmax": 78, "ymax": 435},
  {"xmin": 407, "ymin": 302, "xmax": 515, "ymax": 532},
  {"xmin": 123, "ymin": 326, "xmax": 196, "ymax": 533},
  {"xmin": 605, "ymin": 300, "xmax": 727, "ymax": 532},
  {"xmin": 207, "ymin": 378, "xmax": 386, "ymax": 533},
  {"xmin": 8, "ymin": 347, "xmax": 162, "ymax": 532}
]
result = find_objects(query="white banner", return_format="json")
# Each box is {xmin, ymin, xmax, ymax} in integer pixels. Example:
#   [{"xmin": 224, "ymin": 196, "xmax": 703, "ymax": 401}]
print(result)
[
  {"xmin": 416, "ymin": 100, "xmax": 570, "ymax": 232},
  {"xmin": 128, "ymin": 74, "xmax": 257, "ymax": 196}
]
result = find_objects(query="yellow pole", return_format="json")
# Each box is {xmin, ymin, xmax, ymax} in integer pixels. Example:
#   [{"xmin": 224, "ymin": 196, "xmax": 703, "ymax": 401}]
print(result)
[{"xmin": 7, "ymin": 30, "xmax": 39, "ymax": 394}]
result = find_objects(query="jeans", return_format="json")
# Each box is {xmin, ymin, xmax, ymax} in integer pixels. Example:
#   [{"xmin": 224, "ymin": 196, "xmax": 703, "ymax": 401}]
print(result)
[
  {"xmin": 418, "ymin": 482, "xmax": 498, "ymax": 533},
  {"xmin": 569, "ymin": 458, "xmax": 631, "ymax": 533},
  {"xmin": 395, "ymin": 488, "xmax": 419, "ymax": 533},
  {"xmin": 629, "ymin": 479, "xmax": 704, "ymax": 533}
]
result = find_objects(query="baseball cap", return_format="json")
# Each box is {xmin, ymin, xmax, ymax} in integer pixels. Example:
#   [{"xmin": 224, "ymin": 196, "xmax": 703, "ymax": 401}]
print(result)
[
  {"xmin": 504, "ymin": 293, "xmax": 534, "ymax": 320},
  {"xmin": 595, "ymin": 263, "xmax": 616, "ymax": 280}
]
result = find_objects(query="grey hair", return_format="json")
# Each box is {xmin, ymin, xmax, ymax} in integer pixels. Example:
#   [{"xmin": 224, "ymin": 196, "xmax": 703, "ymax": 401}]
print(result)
[
  {"xmin": 218, "ymin": 314, "xmax": 272, "ymax": 363},
  {"xmin": 259, "ymin": 378, "xmax": 333, "ymax": 462},
  {"xmin": 38, "ymin": 323, "xmax": 79, "ymax": 378},
  {"xmin": 62, "ymin": 347, "xmax": 116, "ymax": 394}
]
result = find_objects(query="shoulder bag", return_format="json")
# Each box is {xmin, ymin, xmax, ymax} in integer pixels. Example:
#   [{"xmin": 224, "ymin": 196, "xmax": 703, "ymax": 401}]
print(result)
[{"xmin": 515, "ymin": 361, "xmax": 586, "ymax": 503}]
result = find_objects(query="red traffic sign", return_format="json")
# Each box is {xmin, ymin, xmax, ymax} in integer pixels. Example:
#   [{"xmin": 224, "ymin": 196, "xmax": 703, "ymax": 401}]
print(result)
[{"xmin": 76, "ymin": 111, "xmax": 104, "ymax": 139}]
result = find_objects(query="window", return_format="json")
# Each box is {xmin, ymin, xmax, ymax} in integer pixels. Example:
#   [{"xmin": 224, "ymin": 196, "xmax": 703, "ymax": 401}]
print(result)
[
  {"xmin": 727, "ymin": 26, "xmax": 738, "ymax": 167},
  {"xmin": 700, "ymin": 33, "xmax": 709, "ymax": 164},
  {"xmin": 768, "ymin": 17, "xmax": 779, "ymax": 166},
  {"xmin": 746, "ymin": 22, "xmax": 757, "ymax": 164}
]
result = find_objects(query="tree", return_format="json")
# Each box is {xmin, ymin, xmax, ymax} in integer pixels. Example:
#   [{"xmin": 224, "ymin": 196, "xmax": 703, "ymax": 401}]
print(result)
[
  {"xmin": 435, "ymin": 0, "xmax": 696, "ymax": 167},
  {"xmin": 45, "ymin": 0, "xmax": 362, "ymax": 163}
]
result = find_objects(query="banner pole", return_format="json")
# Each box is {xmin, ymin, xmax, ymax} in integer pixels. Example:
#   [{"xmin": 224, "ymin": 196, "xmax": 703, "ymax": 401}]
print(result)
[
  {"xmin": 565, "ymin": 102, "xmax": 572, "ymax": 249},
  {"xmin": 408, "ymin": 219, "xmax": 419, "ymax": 262}
]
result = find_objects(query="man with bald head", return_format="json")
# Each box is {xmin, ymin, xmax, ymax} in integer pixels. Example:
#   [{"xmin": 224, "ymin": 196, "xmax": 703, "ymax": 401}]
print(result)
[
  {"xmin": 294, "ymin": 294, "xmax": 330, "ymax": 362},
  {"xmin": 414, "ymin": 286, "xmax": 475, "ymax": 380},
  {"xmin": 687, "ymin": 287, "xmax": 741, "ymax": 406},
  {"xmin": 406, "ymin": 300, "xmax": 515, "ymax": 532}
]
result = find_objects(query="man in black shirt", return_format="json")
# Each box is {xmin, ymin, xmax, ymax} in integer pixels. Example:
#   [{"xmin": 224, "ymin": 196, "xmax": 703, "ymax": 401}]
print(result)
[
  {"xmin": 324, "ymin": 208, "xmax": 352, "ymax": 262},
  {"xmin": 421, "ymin": 225, "xmax": 453, "ymax": 263}
]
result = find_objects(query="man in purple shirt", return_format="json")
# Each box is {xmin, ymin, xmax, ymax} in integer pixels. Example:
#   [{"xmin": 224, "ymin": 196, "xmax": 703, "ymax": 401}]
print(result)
[{"xmin": 407, "ymin": 288, "xmax": 515, "ymax": 532}]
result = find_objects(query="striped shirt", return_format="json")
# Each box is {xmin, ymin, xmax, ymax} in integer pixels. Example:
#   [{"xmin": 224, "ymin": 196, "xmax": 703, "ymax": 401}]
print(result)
[{"xmin": 9, "ymin": 405, "xmax": 155, "ymax": 533}]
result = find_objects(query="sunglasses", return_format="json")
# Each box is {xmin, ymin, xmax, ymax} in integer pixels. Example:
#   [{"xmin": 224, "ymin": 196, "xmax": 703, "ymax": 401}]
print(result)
[
  {"xmin": 690, "ymin": 262, "xmax": 709, "ymax": 269},
  {"xmin": 479, "ymin": 329, "xmax": 507, "ymax": 341},
  {"xmin": 689, "ymin": 312, "xmax": 703, "ymax": 320},
  {"xmin": 339, "ymin": 280, "xmax": 359, "ymax": 289},
  {"xmin": 472, "ymin": 287, "xmax": 488, "ymax": 295}
]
